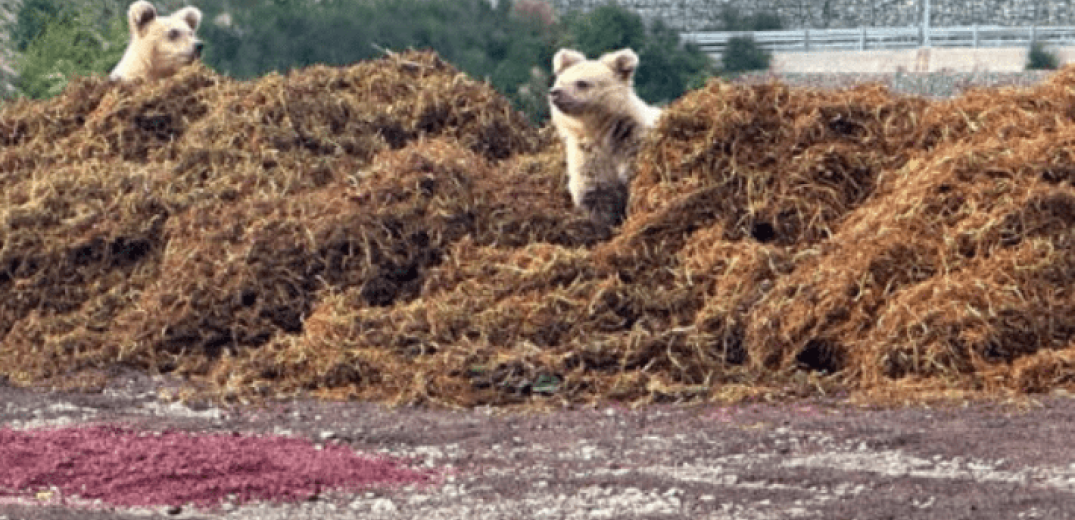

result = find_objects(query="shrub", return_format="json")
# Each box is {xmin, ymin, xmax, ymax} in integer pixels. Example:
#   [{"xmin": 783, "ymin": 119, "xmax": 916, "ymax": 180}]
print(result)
[
  {"xmin": 562, "ymin": 3, "xmax": 647, "ymax": 56},
  {"xmin": 6, "ymin": 0, "xmax": 136, "ymax": 99},
  {"xmin": 635, "ymin": 19, "xmax": 714, "ymax": 103},
  {"xmin": 1027, "ymin": 41, "xmax": 1059, "ymax": 71},
  {"xmin": 7, "ymin": 0, "xmax": 708, "ymax": 118},
  {"xmin": 721, "ymin": 35, "xmax": 771, "ymax": 74},
  {"xmin": 11, "ymin": 0, "xmax": 75, "ymax": 52},
  {"xmin": 13, "ymin": 8, "xmax": 127, "ymax": 99},
  {"xmin": 198, "ymin": 0, "xmax": 558, "ymax": 122}
]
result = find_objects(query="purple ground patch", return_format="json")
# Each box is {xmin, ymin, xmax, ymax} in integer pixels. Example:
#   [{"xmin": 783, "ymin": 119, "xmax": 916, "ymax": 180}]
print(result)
[{"xmin": 0, "ymin": 425, "xmax": 436, "ymax": 507}]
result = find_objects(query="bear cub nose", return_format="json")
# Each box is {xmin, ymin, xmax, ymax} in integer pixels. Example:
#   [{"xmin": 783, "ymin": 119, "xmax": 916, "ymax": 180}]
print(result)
[
  {"xmin": 194, "ymin": 41, "xmax": 205, "ymax": 56},
  {"xmin": 548, "ymin": 88, "xmax": 565, "ymax": 104}
]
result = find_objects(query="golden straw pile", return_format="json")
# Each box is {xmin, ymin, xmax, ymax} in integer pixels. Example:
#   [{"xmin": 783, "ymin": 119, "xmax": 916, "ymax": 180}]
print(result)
[{"xmin": 2, "ymin": 50, "xmax": 1074, "ymax": 407}]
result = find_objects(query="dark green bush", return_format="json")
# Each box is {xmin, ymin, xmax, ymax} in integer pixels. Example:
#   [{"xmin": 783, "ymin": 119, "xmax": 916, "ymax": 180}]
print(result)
[
  {"xmin": 721, "ymin": 35, "xmax": 771, "ymax": 74},
  {"xmin": 10, "ymin": 0, "xmax": 127, "ymax": 99},
  {"xmin": 12, "ymin": 0, "xmax": 75, "ymax": 51},
  {"xmin": 1027, "ymin": 41, "xmax": 1059, "ymax": 71},
  {"xmin": 7, "ymin": 0, "xmax": 710, "ymax": 120},
  {"xmin": 199, "ymin": 0, "xmax": 557, "ymax": 121},
  {"xmin": 711, "ymin": 6, "xmax": 779, "ymax": 76},
  {"xmin": 561, "ymin": 3, "xmax": 647, "ymax": 55},
  {"xmin": 560, "ymin": 3, "xmax": 715, "ymax": 105},
  {"xmin": 203, "ymin": 0, "xmax": 712, "ymax": 120}
]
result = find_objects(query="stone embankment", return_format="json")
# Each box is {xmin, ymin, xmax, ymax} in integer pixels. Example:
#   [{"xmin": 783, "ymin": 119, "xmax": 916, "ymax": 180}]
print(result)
[{"xmin": 550, "ymin": 0, "xmax": 1075, "ymax": 31}]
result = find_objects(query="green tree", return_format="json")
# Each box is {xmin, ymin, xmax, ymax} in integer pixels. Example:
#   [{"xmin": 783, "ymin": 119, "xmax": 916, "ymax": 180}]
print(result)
[
  {"xmin": 13, "ymin": 4, "xmax": 127, "ymax": 99},
  {"xmin": 12, "ymin": 0, "xmax": 73, "ymax": 51},
  {"xmin": 201, "ymin": 0, "xmax": 522, "ymax": 78},
  {"xmin": 1027, "ymin": 41, "xmax": 1059, "ymax": 70},
  {"xmin": 198, "ymin": 0, "xmax": 559, "ymax": 122},
  {"xmin": 7, "ymin": 0, "xmax": 707, "ymax": 118},
  {"xmin": 715, "ymin": 7, "xmax": 781, "ymax": 76},
  {"xmin": 9, "ymin": 0, "xmax": 131, "ymax": 50},
  {"xmin": 562, "ymin": 3, "xmax": 647, "ymax": 57},
  {"xmin": 636, "ymin": 19, "xmax": 713, "ymax": 103},
  {"xmin": 721, "ymin": 35, "xmax": 770, "ymax": 74}
]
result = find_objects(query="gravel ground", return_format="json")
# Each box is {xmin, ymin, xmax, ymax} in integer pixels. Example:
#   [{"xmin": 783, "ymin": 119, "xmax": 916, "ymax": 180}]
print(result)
[{"xmin": 2, "ymin": 372, "xmax": 1075, "ymax": 519}]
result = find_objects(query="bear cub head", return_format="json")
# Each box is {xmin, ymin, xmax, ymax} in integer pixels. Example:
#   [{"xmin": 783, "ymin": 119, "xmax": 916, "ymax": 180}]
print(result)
[
  {"xmin": 110, "ymin": 1, "xmax": 204, "ymax": 82},
  {"xmin": 548, "ymin": 48, "xmax": 641, "ymax": 122}
]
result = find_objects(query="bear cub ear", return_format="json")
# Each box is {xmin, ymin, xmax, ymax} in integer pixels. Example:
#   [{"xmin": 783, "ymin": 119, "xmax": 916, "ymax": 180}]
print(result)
[
  {"xmin": 174, "ymin": 6, "xmax": 203, "ymax": 31},
  {"xmin": 552, "ymin": 49, "xmax": 587, "ymax": 76},
  {"xmin": 599, "ymin": 48, "xmax": 640, "ymax": 83},
  {"xmin": 127, "ymin": 1, "xmax": 158, "ymax": 36}
]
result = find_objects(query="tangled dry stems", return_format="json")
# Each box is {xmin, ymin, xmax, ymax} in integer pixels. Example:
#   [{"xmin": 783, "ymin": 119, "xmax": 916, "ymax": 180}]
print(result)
[{"xmin": 2, "ymin": 51, "xmax": 1074, "ymax": 407}]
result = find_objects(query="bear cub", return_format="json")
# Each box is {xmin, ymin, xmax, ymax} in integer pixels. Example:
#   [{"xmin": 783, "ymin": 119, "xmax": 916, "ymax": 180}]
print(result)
[
  {"xmin": 110, "ymin": 1, "xmax": 204, "ymax": 82},
  {"xmin": 548, "ymin": 48, "xmax": 661, "ymax": 227}
]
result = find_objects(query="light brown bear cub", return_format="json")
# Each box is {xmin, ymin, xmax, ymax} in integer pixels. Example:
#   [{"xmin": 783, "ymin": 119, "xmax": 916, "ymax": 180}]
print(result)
[
  {"xmin": 110, "ymin": 1, "xmax": 204, "ymax": 82},
  {"xmin": 549, "ymin": 48, "xmax": 661, "ymax": 227}
]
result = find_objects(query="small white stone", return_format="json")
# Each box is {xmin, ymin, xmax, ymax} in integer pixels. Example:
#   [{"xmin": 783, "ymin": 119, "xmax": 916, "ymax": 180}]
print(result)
[{"xmin": 370, "ymin": 498, "xmax": 397, "ymax": 513}]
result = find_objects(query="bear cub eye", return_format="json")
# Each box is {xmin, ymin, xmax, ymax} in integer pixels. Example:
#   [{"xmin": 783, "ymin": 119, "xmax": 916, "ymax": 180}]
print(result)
[
  {"xmin": 575, "ymin": 80, "xmax": 592, "ymax": 90},
  {"xmin": 168, "ymin": 28, "xmax": 182, "ymax": 40}
]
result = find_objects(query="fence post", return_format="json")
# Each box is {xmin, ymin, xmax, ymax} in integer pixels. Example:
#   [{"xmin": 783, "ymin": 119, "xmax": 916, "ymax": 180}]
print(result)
[
  {"xmin": 1030, "ymin": 25, "xmax": 1037, "ymax": 45},
  {"xmin": 923, "ymin": 0, "xmax": 931, "ymax": 47},
  {"xmin": 973, "ymin": 24, "xmax": 979, "ymax": 48},
  {"xmin": 804, "ymin": 28, "xmax": 810, "ymax": 51},
  {"xmin": 860, "ymin": 26, "xmax": 867, "ymax": 50}
]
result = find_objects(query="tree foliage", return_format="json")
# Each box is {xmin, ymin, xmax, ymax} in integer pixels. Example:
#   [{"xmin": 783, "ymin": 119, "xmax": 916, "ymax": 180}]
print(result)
[
  {"xmin": 9, "ymin": 0, "xmax": 128, "ymax": 98},
  {"xmin": 721, "ymin": 35, "xmax": 771, "ymax": 74},
  {"xmin": 562, "ymin": 3, "xmax": 647, "ymax": 55},
  {"xmin": 12, "ymin": 0, "xmax": 76, "ymax": 51},
  {"xmin": 198, "ymin": 0, "xmax": 558, "ymax": 120},
  {"xmin": 1027, "ymin": 41, "xmax": 1059, "ymax": 71},
  {"xmin": 7, "ymin": 0, "xmax": 713, "ymax": 120},
  {"xmin": 560, "ymin": 3, "xmax": 715, "ymax": 104},
  {"xmin": 713, "ymin": 6, "xmax": 780, "ymax": 76}
]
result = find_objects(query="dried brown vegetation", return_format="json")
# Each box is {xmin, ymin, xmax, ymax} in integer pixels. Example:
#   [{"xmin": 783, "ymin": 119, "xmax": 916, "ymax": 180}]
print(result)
[{"xmin": 2, "ymin": 51, "xmax": 1074, "ymax": 407}]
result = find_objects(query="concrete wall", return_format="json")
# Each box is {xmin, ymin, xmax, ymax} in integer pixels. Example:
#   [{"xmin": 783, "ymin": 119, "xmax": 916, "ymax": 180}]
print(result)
[
  {"xmin": 770, "ymin": 45, "xmax": 1075, "ymax": 73},
  {"xmin": 549, "ymin": 0, "xmax": 1075, "ymax": 32}
]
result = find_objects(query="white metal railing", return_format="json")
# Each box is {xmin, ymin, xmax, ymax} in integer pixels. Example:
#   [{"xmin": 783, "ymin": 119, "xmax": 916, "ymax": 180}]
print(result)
[{"xmin": 682, "ymin": 26, "xmax": 1075, "ymax": 56}]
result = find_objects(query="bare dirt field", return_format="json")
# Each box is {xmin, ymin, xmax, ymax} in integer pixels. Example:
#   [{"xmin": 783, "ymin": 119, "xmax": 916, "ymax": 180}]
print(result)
[{"xmin": 2, "ymin": 372, "xmax": 1075, "ymax": 519}]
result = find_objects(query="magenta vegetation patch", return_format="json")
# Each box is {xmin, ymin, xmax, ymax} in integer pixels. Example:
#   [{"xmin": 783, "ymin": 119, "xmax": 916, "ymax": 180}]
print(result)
[{"xmin": 0, "ymin": 426, "xmax": 436, "ymax": 507}]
